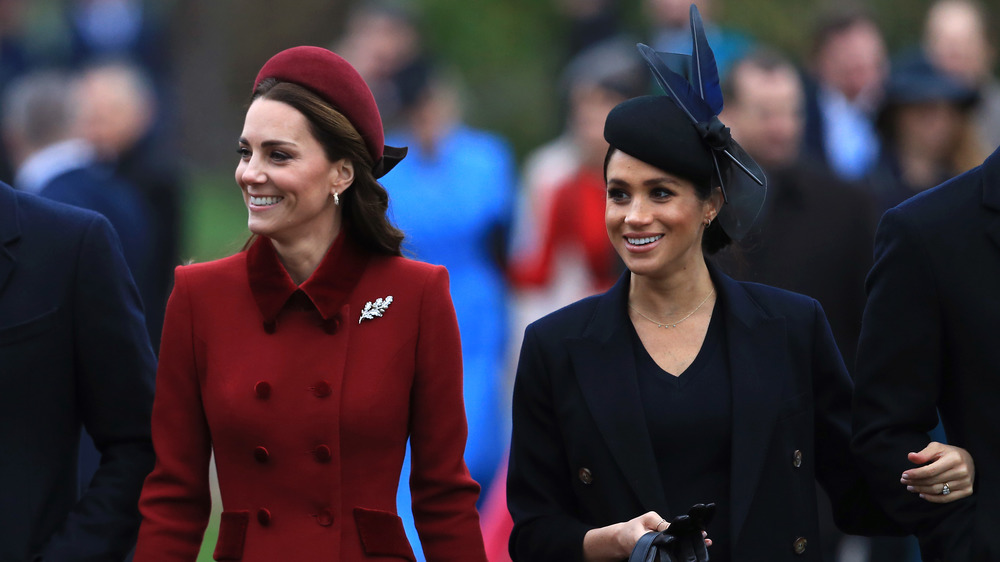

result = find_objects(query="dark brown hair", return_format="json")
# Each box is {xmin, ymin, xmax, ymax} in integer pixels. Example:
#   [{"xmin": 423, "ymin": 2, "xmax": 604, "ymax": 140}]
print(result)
[
  {"xmin": 603, "ymin": 147, "xmax": 731, "ymax": 255},
  {"xmin": 810, "ymin": 6, "xmax": 877, "ymax": 61},
  {"xmin": 249, "ymin": 78, "xmax": 404, "ymax": 256}
]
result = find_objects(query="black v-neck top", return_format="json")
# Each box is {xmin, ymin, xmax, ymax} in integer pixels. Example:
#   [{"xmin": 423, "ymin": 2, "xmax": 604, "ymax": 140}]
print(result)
[{"xmin": 631, "ymin": 305, "xmax": 733, "ymax": 561}]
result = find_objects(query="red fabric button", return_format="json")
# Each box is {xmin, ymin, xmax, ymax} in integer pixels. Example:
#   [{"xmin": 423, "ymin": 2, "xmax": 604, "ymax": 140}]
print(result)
[
  {"xmin": 254, "ymin": 381, "xmax": 271, "ymax": 399},
  {"xmin": 257, "ymin": 508, "xmax": 271, "ymax": 526},
  {"xmin": 313, "ymin": 381, "xmax": 332, "ymax": 398},
  {"xmin": 254, "ymin": 446, "xmax": 269, "ymax": 463},
  {"xmin": 316, "ymin": 508, "xmax": 334, "ymax": 527},
  {"xmin": 313, "ymin": 445, "xmax": 332, "ymax": 462}
]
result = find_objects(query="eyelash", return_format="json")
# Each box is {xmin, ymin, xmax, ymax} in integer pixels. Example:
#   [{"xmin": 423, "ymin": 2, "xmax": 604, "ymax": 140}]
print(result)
[
  {"xmin": 607, "ymin": 188, "xmax": 674, "ymax": 202},
  {"xmin": 236, "ymin": 147, "xmax": 291, "ymax": 163}
]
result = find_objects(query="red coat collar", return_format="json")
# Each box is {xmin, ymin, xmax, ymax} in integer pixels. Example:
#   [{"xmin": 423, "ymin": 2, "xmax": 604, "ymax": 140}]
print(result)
[{"xmin": 246, "ymin": 232, "xmax": 369, "ymax": 331}]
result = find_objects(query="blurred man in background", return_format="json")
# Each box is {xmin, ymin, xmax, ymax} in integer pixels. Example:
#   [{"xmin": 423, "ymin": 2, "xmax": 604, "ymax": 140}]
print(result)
[
  {"xmin": 719, "ymin": 49, "xmax": 877, "ymax": 373},
  {"xmin": 2, "ymin": 70, "xmax": 152, "ymax": 296},
  {"xmin": 802, "ymin": 7, "xmax": 888, "ymax": 184},
  {"xmin": 76, "ymin": 60, "xmax": 183, "ymax": 351},
  {"xmin": 2, "ymin": 69, "xmax": 156, "ymax": 497}
]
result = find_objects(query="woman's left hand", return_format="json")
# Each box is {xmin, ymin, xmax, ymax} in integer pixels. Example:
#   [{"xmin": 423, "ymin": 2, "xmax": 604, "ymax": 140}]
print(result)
[{"xmin": 901, "ymin": 441, "xmax": 975, "ymax": 503}]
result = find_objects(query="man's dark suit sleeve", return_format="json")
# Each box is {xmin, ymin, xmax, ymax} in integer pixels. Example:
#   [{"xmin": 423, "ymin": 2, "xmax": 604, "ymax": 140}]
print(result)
[
  {"xmin": 852, "ymin": 207, "xmax": 974, "ymax": 560},
  {"xmin": 38, "ymin": 216, "xmax": 156, "ymax": 560}
]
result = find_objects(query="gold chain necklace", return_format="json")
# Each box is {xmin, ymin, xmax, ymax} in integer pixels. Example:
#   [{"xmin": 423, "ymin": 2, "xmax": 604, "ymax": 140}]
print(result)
[{"xmin": 629, "ymin": 289, "xmax": 715, "ymax": 329}]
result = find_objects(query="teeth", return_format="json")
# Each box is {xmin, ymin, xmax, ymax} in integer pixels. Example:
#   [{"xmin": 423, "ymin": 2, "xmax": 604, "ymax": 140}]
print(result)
[
  {"xmin": 626, "ymin": 235, "xmax": 663, "ymax": 245},
  {"xmin": 250, "ymin": 196, "xmax": 283, "ymax": 206}
]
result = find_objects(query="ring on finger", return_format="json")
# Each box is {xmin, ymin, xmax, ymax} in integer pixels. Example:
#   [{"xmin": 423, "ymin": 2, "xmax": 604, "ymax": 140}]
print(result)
[
  {"xmin": 657, "ymin": 518, "xmax": 667, "ymax": 530},
  {"xmin": 941, "ymin": 482, "xmax": 951, "ymax": 496}
]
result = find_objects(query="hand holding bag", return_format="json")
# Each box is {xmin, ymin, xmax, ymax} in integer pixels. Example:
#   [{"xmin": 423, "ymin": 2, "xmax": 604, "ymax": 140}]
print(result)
[{"xmin": 628, "ymin": 503, "xmax": 715, "ymax": 562}]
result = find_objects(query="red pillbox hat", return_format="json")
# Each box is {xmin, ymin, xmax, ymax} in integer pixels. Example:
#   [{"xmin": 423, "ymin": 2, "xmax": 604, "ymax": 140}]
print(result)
[{"xmin": 253, "ymin": 46, "xmax": 405, "ymax": 178}]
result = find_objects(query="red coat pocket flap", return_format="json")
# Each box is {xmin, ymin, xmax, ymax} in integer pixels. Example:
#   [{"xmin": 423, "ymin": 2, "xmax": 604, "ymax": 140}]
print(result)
[
  {"xmin": 353, "ymin": 507, "xmax": 416, "ymax": 561},
  {"xmin": 213, "ymin": 510, "xmax": 250, "ymax": 560}
]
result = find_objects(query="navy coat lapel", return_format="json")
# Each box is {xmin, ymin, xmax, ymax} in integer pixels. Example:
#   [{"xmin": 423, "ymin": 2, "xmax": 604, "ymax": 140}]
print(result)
[
  {"xmin": 566, "ymin": 274, "xmax": 669, "ymax": 516},
  {"xmin": 0, "ymin": 184, "xmax": 20, "ymax": 295},
  {"xmin": 713, "ymin": 270, "xmax": 788, "ymax": 546},
  {"xmin": 980, "ymin": 147, "xmax": 1000, "ymax": 252}
]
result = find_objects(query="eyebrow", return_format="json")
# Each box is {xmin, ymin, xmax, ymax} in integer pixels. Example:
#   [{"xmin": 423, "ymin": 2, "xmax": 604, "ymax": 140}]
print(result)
[
  {"xmin": 238, "ymin": 138, "xmax": 298, "ymax": 148},
  {"xmin": 607, "ymin": 177, "xmax": 680, "ymax": 188}
]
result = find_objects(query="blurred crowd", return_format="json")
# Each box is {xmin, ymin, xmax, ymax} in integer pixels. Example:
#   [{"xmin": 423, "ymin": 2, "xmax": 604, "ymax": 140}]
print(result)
[
  {"xmin": 3, "ymin": 0, "xmax": 997, "ymax": 561},
  {"xmin": 0, "ymin": 0, "xmax": 179, "ymax": 354}
]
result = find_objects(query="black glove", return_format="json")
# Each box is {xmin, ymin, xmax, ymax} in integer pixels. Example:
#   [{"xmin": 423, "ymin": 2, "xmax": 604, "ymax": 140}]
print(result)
[{"xmin": 628, "ymin": 503, "xmax": 716, "ymax": 562}]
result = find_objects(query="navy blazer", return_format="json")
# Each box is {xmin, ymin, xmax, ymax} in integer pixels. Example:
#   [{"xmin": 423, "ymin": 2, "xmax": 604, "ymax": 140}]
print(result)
[
  {"xmin": 39, "ymin": 165, "xmax": 157, "ymax": 346},
  {"xmin": 853, "ymin": 145, "xmax": 1000, "ymax": 561},
  {"xmin": 0, "ymin": 183, "xmax": 156, "ymax": 561},
  {"xmin": 508, "ymin": 269, "xmax": 899, "ymax": 561}
]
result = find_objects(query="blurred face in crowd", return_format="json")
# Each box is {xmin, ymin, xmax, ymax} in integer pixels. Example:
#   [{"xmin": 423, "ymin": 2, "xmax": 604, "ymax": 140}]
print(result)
[
  {"xmin": 236, "ymin": 99, "xmax": 352, "ymax": 248},
  {"xmin": 605, "ymin": 150, "xmax": 719, "ymax": 279},
  {"xmin": 894, "ymin": 100, "xmax": 964, "ymax": 162},
  {"xmin": 645, "ymin": 0, "xmax": 713, "ymax": 27},
  {"xmin": 75, "ymin": 67, "xmax": 153, "ymax": 159},
  {"xmin": 723, "ymin": 62, "xmax": 804, "ymax": 170},
  {"xmin": 570, "ymin": 84, "xmax": 626, "ymax": 168},
  {"xmin": 339, "ymin": 10, "xmax": 418, "ymax": 82},
  {"xmin": 815, "ymin": 20, "xmax": 888, "ymax": 106},
  {"xmin": 924, "ymin": 0, "xmax": 995, "ymax": 87}
]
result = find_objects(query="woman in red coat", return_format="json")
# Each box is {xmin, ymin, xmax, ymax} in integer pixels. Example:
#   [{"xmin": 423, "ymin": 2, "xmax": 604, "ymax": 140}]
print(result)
[{"xmin": 134, "ymin": 46, "xmax": 487, "ymax": 561}]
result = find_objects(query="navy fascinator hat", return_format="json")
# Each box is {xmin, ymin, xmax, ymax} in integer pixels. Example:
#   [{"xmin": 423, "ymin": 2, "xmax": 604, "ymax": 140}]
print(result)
[{"xmin": 604, "ymin": 4, "xmax": 766, "ymax": 240}]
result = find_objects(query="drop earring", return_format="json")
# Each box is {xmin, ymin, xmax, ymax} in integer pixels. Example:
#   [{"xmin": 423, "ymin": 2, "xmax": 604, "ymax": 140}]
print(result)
[{"xmin": 334, "ymin": 191, "xmax": 340, "ymax": 206}]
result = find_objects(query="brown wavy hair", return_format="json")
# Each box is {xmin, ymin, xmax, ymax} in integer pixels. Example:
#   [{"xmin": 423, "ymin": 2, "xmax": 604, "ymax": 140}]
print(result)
[{"xmin": 247, "ymin": 78, "xmax": 404, "ymax": 256}]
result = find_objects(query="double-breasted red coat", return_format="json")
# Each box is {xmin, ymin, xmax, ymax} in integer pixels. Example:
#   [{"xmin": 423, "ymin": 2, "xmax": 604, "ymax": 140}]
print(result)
[{"xmin": 134, "ymin": 233, "xmax": 487, "ymax": 561}]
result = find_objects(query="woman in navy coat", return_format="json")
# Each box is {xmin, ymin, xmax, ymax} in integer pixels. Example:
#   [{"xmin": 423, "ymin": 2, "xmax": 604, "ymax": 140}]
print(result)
[
  {"xmin": 134, "ymin": 47, "xmax": 486, "ymax": 561},
  {"xmin": 506, "ymin": 12, "xmax": 973, "ymax": 561}
]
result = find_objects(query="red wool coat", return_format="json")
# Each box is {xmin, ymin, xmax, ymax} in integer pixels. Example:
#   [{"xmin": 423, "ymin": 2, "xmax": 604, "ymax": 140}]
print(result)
[{"xmin": 134, "ymin": 234, "xmax": 487, "ymax": 561}]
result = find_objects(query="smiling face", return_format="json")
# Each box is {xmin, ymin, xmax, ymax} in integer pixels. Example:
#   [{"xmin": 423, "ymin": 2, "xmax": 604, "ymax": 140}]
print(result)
[
  {"xmin": 605, "ymin": 150, "xmax": 721, "ymax": 279},
  {"xmin": 236, "ymin": 98, "xmax": 353, "ymax": 248}
]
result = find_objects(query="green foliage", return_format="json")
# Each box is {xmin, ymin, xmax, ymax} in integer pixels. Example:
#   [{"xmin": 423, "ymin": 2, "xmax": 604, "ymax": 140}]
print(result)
[{"xmin": 413, "ymin": 0, "xmax": 568, "ymax": 158}]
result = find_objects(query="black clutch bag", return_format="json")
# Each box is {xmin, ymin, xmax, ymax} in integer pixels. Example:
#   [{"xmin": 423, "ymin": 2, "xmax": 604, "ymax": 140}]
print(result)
[{"xmin": 628, "ymin": 503, "xmax": 716, "ymax": 562}]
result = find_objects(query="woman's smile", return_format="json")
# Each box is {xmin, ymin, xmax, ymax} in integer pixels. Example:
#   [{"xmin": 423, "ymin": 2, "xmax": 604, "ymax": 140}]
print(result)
[
  {"xmin": 247, "ymin": 195, "xmax": 285, "ymax": 209},
  {"xmin": 623, "ymin": 233, "xmax": 664, "ymax": 252}
]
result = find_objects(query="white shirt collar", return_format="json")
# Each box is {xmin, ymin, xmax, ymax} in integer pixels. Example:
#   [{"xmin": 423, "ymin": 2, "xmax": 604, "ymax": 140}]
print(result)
[{"xmin": 15, "ymin": 139, "xmax": 96, "ymax": 194}]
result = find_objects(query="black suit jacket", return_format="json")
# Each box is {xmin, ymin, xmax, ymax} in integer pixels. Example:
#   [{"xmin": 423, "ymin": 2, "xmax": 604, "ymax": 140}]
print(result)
[
  {"xmin": 0, "ymin": 182, "xmax": 156, "ymax": 561},
  {"xmin": 853, "ymin": 146, "xmax": 1000, "ymax": 561},
  {"xmin": 508, "ymin": 269, "xmax": 900, "ymax": 561}
]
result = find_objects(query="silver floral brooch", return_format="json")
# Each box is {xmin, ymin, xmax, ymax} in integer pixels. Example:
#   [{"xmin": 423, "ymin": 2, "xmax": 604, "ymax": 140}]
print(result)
[{"xmin": 359, "ymin": 296, "xmax": 393, "ymax": 324}]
